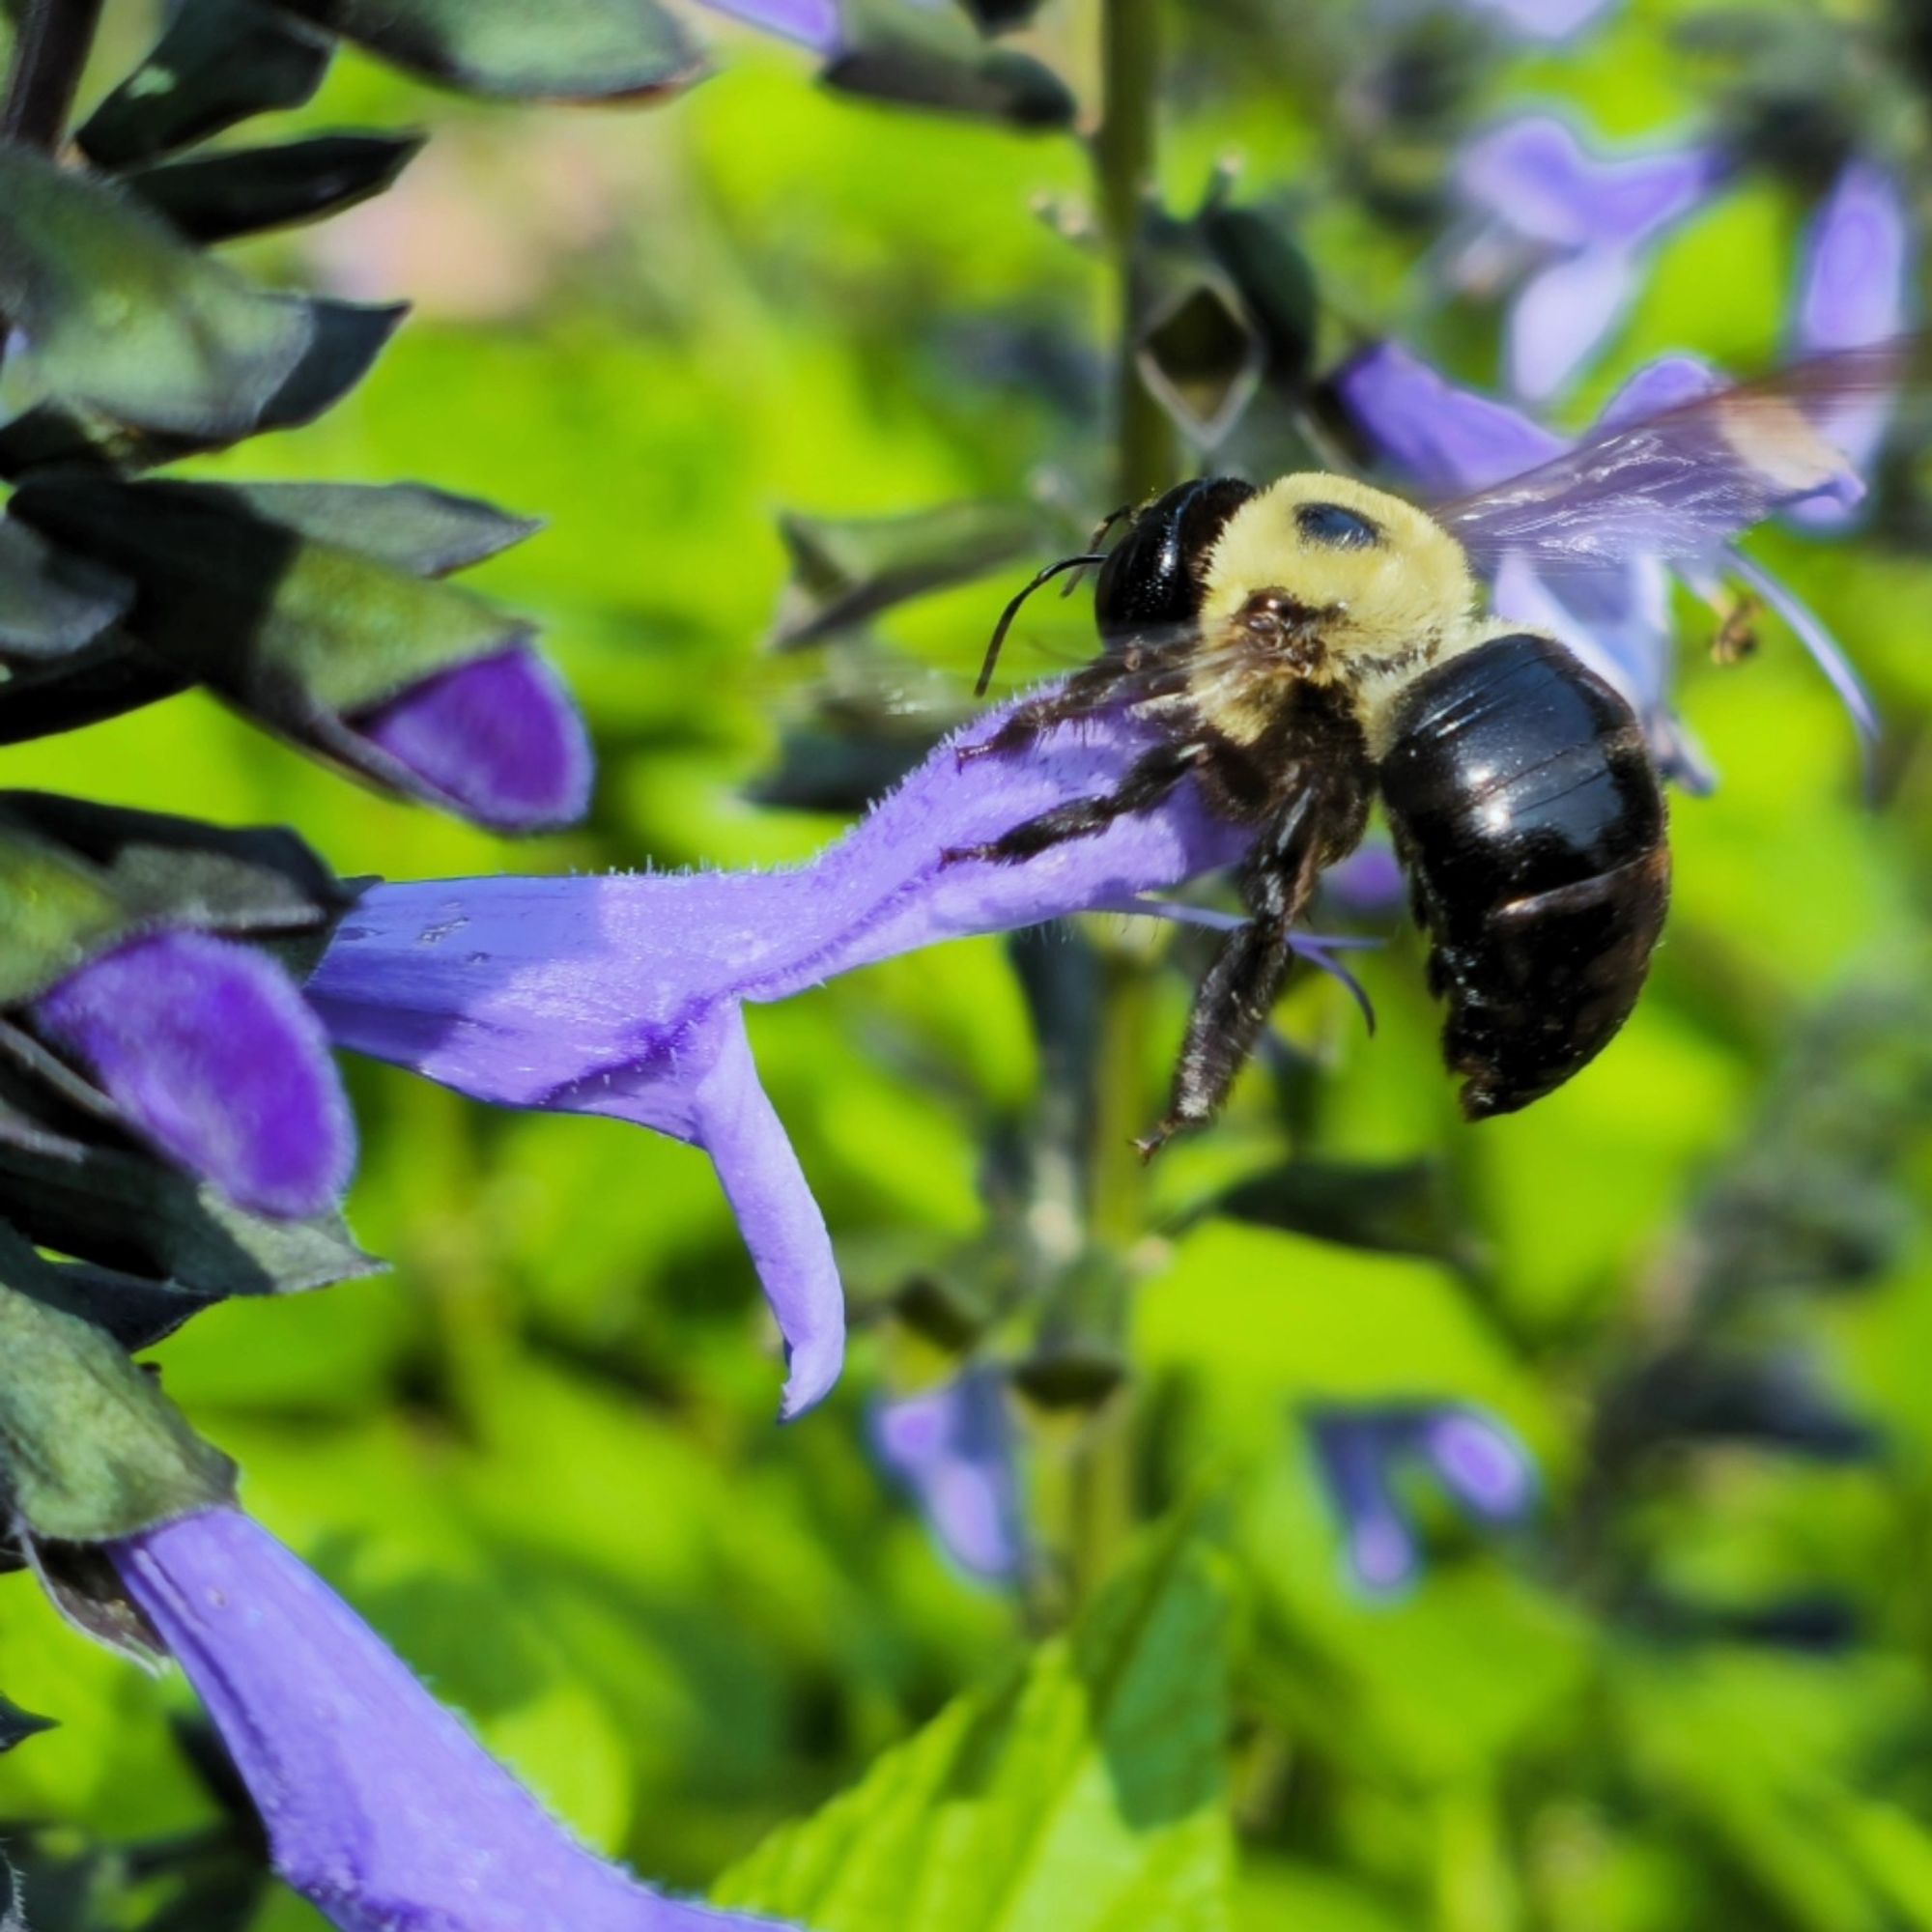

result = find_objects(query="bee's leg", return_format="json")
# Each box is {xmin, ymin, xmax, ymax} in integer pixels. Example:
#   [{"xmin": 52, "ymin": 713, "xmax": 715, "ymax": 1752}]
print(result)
[
  {"xmin": 955, "ymin": 651, "xmax": 1196, "ymax": 766},
  {"xmin": 940, "ymin": 740, "xmax": 1202, "ymax": 867},
  {"xmin": 957, "ymin": 660, "xmax": 1131, "ymax": 765},
  {"xmin": 1136, "ymin": 791, "xmax": 1322, "ymax": 1159}
]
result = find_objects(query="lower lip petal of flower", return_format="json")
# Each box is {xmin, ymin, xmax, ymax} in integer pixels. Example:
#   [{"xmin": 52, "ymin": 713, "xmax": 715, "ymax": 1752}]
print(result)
[
  {"xmin": 113, "ymin": 1508, "xmax": 793, "ymax": 1932},
  {"xmin": 562, "ymin": 1006, "xmax": 845, "ymax": 1422},
  {"xmin": 34, "ymin": 929, "xmax": 355, "ymax": 1219},
  {"xmin": 352, "ymin": 646, "xmax": 594, "ymax": 835},
  {"xmin": 308, "ymin": 697, "xmax": 1251, "ymax": 1414},
  {"xmin": 1506, "ymin": 243, "xmax": 1637, "ymax": 403}
]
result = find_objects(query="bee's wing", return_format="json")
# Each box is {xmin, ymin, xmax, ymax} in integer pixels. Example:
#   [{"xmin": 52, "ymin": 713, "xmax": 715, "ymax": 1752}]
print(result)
[{"xmin": 1438, "ymin": 342, "xmax": 1911, "ymax": 577}]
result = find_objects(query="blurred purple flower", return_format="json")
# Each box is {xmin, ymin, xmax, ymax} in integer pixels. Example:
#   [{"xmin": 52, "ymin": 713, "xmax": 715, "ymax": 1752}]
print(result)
[
  {"xmin": 310, "ymin": 696, "xmax": 1254, "ymax": 1416},
  {"xmin": 1788, "ymin": 159, "xmax": 1914, "ymax": 530},
  {"xmin": 1306, "ymin": 1403, "xmax": 1537, "ymax": 1598},
  {"xmin": 1459, "ymin": 0, "xmax": 1619, "ymax": 40},
  {"xmin": 1317, "ymin": 842, "xmax": 1406, "ymax": 923},
  {"xmin": 869, "ymin": 1369, "xmax": 1027, "ymax": 1583},
  {"xmin": 113, "ymin": 1507, "xmax": 792, "ymax": 1932},
  {"xmin": 696, "ymin": 0, "xmax": 840, "ymax": 49},
  {"xmin": 1335, "ymin": 339, "xmax": 1876, "ymax": 782},
  {"xmin": 355, "ymin": 646, "xmax": 593, "ymax": 835},
  {"xmin": 1452, "ymin": 115, "xmax": 1720, "ymax": 401},
  {"xmin": 34, "ymin": 930, "xmax": 354, "ymax": 1218}
]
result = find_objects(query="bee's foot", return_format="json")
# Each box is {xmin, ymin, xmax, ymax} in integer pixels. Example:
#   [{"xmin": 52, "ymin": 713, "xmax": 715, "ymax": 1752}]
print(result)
[
  {"xmin": 940, "ymin": 841, "xmax": 999, "ymax": 867},
  {"xmin": 1133, "ymin": 1126, "xmax": 1174, "ymax": 1164}
]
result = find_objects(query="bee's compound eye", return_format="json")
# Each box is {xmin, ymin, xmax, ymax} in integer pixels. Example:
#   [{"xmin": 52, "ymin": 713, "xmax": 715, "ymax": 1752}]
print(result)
[{"xmin": 1295, "ymin": 501, "xmax": 1380, "ymax": 549}]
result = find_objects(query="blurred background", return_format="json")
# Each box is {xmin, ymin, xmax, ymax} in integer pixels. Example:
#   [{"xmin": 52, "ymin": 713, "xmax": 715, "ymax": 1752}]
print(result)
[{"xmin": 7, "ymin": 1, "xmax": 1932, "ymax": 1926}]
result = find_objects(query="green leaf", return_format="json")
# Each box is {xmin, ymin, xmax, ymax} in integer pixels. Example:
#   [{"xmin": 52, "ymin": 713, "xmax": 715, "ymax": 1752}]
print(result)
[
  {"xmin": 714, "ymin": 1512, "xmax": 1235, "ymax": 1932},
  {"xmin": 262, "ymin": 0, "xmax": 706, "ymax": 100},
  {"xmin": 0, "ymin": 301, "xmax": 407, "ymax": 478},
  {"xmin": 0, "ymin": 521, "xmax": 132, "ymax": 660},
  {"xmin": 123, "ymin": 133, "xmax": 426, "ymax": 244},
  {"xmin": 0, "ymin": 146, "xmax": 315, "ymax": 438},
  {"xmin": 1206, "ymin": 1156, "xmax": 1481, "ymax": 1269},
  {"xmin": 0, "ymin": 789, "xmax": 350, "ymax": 1007},
  {"xmin": 773, "ymin": 500, "xmax": 1040, "ymax": 649},
  {"xmin": 0, "ymin": 1134, "xmax": 379, "ymax": 1299},
  {"xmin": 75, "ymin": 0, "xmax": 331, "ymax": 169},
  {"xmin": 0, "ymin": 1247, "xmax": 218, "ymax": 1352},
  {"xmin": 0, "ymin": 1692, "xmax": 52, "ymax": 1753},
  {"xmin": 0, "ymin": 820, "xmax": 131, "ymax": 1009},
  {"xmin": 0, "ymin": 1256, "xmax": 236, "ymax": 1543},
  {"xmin": 217, "ymin": 481, "xmax": 543, "ymax": 577},
  {"xmin": 823, "ymin": 0, "xmax": 1077, "ymax": 129},
  {"xmin": 9, "ymin": 478, "xmax": 533, "ymax": 798}
]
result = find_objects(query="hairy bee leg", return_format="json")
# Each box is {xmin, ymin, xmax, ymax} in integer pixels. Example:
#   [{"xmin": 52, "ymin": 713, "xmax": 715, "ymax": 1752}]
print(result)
[
  {"xmin": 1137, "ymin": 795, "xmax": 1322, "ymax": 1158},
  {"xmin": 940, "ymin": 740, "xmax": 1202, "ymax": 867},
  {"xmin": 956, "ymin": 661, "xmax": 1132, "ymax": 765}
]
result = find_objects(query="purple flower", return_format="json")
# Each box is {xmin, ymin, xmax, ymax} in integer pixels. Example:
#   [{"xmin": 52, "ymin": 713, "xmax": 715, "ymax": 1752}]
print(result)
[
  {"xmin": 112, "ymin": 1507, "xmax": 792, "ymax": 1932},
  {"xmin": 310, "ymin": 696, "xmax": 1251, "ymax": 1417},
  {"xmin": 1306, "ymin": 1403, "xmax": 1537, "ymax": 1598},
  {"xmin": 1451, "ymin": 115, "xmax": 1720, "ymax": 401},
  {"xmin": 1787, "ymin": 159, "xmax": 1914, "ymax": 530},
  {"xmin": 696, "ymin": 0, "xmax": 840, "ymax": 49},
  {"xmin": 1335, "ymin": 339, "xmax": 1876, "ymax": 781},
  {"xmin": 34, "ymin": 929, "xmax": 354, "ymax": 1218},
  {"xmin": 355, "ymin": 646, "xmax": 593, "ymax": 835},
  {"xmin": 1458, "ymin": 0, "xmax": 1618, "ymax": 37},
  {"xmin": 869, "ymin": 1369, "xmax": 1027, "ymax": 1583}
]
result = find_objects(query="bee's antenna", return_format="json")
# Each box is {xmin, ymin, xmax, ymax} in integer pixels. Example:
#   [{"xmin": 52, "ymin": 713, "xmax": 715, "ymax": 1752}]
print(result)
[
  {"xmin": 1058, "ymin": 504, "xmax": 1134, "ymax": 599},
  {"xmin": 975, "ymin": 553, "xmax": 1110, "ymax": 697}
]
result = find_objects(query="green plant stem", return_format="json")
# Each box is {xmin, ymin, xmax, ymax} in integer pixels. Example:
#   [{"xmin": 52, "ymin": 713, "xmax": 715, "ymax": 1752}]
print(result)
[
  {"xmin": 1093, "ymin": 0, "xmax": 1177, "ymax": 505},
  {"xmin": 1061, "ymin": 0, "xmax": 1177, "ymax": 1614},
  {"xmin": 1, "ymin": 0, "xmax": 100, "ymax": 153}
]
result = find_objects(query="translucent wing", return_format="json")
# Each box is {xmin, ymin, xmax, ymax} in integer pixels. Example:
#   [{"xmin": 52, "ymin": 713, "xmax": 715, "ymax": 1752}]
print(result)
[{"xmin": 1439, "ymin": 342, "xmax": 1912, "ymax": 576}]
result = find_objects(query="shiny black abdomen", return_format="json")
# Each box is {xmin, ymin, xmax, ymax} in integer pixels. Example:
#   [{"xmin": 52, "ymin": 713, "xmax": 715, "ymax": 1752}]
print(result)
[
  {"xmin": 1094, "ymin": 477, "xmax": 1256, "ymax": 646},
  {"xmin": 1377, "ymin": 631, "xmax": 1670, "ymax": 1118}
]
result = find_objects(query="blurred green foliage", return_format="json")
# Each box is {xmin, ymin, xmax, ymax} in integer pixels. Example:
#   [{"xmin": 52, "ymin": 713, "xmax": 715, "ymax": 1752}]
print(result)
[{"xmin": 5, "ymin": 3, "xmax": 1932, "ymax": 1929}]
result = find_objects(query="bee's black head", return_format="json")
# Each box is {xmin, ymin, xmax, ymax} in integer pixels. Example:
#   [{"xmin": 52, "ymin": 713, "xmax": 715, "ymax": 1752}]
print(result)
[{"xmin": 1093, "ymin": 477, "xmax": 1258, "ymax": 646}]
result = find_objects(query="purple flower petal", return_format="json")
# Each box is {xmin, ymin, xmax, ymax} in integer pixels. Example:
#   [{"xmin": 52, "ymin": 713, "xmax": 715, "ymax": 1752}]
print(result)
[
  {"xmin": 696, "ymin": 0, "xmax": 840, "ymax": 51},
  {"xmin": 1797, "ymin": 160, "xmax": 1912, "ymax": 360},
  {"xmin": 1417, "ymin": 1408, "xmax": 1536, "ymax": 1521},
  {"xmin": 1790, "ymin": 160, "xmax": 1913, "ymax": 526},
  {"xmin": 1307, "ymin": 1413, "xmax": 1418, "ymax": 1598},
  {"xmin": 1461, "ymin": 0, "xmax": 1618, "ymax": 38},
  {"xmin": 585, "ymin": 1008, "xmax": 844, "ymax": 1421},
  {"xmin": 1597, "ymin": 351, "xmax": 1723, "ymax": 428},
  {"xmin": 1455, "ymin": 116, "xmax": 1717, "ymax": 399},
  {"xmin": 310, "ymin": 696, "xmax": 1250, "ymax": 1414},
  {"xmin": 870, "ymin": 1369, "xmax": 1027, "ymax": 1582},
  {"xmin": 1506, "ymin": 244, "xmax": 1641, "ymax": 403},
  {"xmin": 1334, "ymin": 341, "xmax": 1564, "ymax": 492},
  {"xmin": 114, "ymin": 1508, "xmax": 789, "ymax": 1932},
  {"xmin": 1316, "ymin": 843, "xmax": 1406, "ymax": 920},
  {"xmin": 35, "ymin": 931, "xmax": 353, "ymax": 1218},
  {"xmin": 1458, "ymin": 117, "xmax": 1715, "ymax": 254},
  {"xmin": 353, "ymin": 646, "xmax": 593, "ymax": 835},
  {"xmin": 1724, "ymin": 546, "xmax": 1881, "ymax": 761}
]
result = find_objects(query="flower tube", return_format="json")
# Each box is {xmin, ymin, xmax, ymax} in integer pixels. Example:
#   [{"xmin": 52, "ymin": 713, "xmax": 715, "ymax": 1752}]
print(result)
[{"xmin": 113, "ymin": 1507, "xmax": 794, "ymax": 1932}]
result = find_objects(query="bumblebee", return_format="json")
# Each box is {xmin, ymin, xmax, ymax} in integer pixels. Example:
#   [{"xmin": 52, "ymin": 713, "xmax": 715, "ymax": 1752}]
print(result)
[{"xmin": 949, "ymin": 350, "xmax": 1890, "ymax": 1149}]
